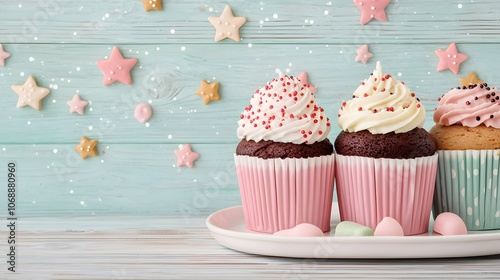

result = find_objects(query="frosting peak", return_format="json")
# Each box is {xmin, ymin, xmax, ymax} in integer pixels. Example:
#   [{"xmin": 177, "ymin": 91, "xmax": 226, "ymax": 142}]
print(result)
[
  {"xmin": 237, "ymin": 74, "xmax": 331, "ymax": 144},
  {"xmin": 338, "ymin": 61, "xmax": 425, "ymax": 134},
  {"xmin": 434, "ymin": 83, "xmax": 500, "ymax": 128}
]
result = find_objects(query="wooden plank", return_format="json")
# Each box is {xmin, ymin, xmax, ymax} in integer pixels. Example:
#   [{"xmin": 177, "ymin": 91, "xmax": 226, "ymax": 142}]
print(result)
[
  {"xmin": 1, "ymin": 43, "xmax": 499, "ymax": 145},
  {"xmin": 2, "ymin": 216, "xmax": 500, "ymax": 279},
  {"xmin": 2, "ymin": 0, "xmax": 500, "ymax": 44},
  {"xmin": 0, "ymin": 143, "xmax": 240, "ymax": 216}
]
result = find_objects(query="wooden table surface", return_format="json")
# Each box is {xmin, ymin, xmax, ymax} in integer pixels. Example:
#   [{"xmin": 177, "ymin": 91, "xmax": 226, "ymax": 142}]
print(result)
[{"xmin": 1, "ymin": 216, "xmax": 499, "ymax": 279}]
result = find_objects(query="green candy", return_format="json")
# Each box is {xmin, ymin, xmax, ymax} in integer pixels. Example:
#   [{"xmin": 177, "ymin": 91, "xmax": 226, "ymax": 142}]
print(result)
[{"xmin": 334, "ymin": 221, "xmax": 374, "ymax": 237}]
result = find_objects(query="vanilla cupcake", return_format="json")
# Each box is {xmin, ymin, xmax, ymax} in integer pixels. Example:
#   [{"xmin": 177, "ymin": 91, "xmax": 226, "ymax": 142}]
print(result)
[
  {"xmin": 335, "ymin": 61, "xmax": 438, "ymax": 236},
  {"xmin": 431, "ymin": 83, "xmax": 500, "ymax": 230},
  {"xmin": 235, "ymin": 73, "xmax": 335, "ymax": 233}
]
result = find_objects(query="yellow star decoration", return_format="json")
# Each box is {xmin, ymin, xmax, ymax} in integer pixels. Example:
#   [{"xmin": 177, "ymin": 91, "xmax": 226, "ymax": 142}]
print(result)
[
  {"xmin": 459, "ymin": 72, "xmax": 484, "ymax": 87},
  {"xmin": 195, "ymin": 80, "xmax": 221, "ymax": 105},
  {"xmin": 74, "ymin": 136, "xmax": 99, "ymax": 159},
  {"xmin": 208, "ymin": 5, "xmax": 247, "ymax": 42},
  {"xmin": 141, "ymin": 0, "xmax": 163, "ymax": 11},
  {"xmin": 11, "ymin": 75, "xmax": 50, "ymax": 111}
]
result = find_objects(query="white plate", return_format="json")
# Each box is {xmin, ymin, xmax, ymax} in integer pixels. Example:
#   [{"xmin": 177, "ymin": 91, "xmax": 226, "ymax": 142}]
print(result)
[{"xmin": 206, "ymin": 204, "xmax": 500, "ymax": 259}]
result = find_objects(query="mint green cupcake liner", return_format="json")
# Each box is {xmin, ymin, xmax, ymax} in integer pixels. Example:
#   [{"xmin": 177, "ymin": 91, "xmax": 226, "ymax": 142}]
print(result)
[{"xmin": 433, "ymin": 150, "xmax": 500, "ymax": 230}]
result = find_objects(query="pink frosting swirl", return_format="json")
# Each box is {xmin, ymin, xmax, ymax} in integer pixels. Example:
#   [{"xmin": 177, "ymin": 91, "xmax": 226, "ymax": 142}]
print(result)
[
  {"xmin": 434, "ymin": 83, "xmax": 500, "ymax": 128},
  {"xmin": 237, "ymin": 74, "xmax": 331, "ymax": 144}
]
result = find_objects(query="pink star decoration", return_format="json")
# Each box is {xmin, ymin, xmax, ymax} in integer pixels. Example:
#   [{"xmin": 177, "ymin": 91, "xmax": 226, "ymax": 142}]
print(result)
[
  {"xmin": 435, "ymin": 43, "xmax": 468, "ymax": 75},
  {"xmin": 96, "ymin": 47, "xmax": 138, "ymax": 86},
  {"xmin": 355, "ymin": 44, "xmax": 373, "ymax": 64},
  {"xmin": 11, "ymin": 75, "xmax": 50, "ymax": 110},
  {"xmin": 297, "ymin": 72, "xmax": 317, "ymax": 93},
  {"xmin": 66, "ymin": 94, "xmax": 89, "ymax": 115},
  {"xmin": 0, "ymin": 44, "xmax": 11, "ymax": 67},
  {"xmin": 174, "ymin": 144, "xmax": 199, "ymax": 168},
  {"xmin": 208, "ymin": 5, "xmax": 247, "ymax": 42},
  {"xmin": 353, "ymin": 0, "xmax": 391, "ymax": 25}
]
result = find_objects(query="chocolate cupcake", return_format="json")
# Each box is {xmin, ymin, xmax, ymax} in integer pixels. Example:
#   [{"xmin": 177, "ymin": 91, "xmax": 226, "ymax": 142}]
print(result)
[
  {"xmin": 334, "ymin": 61, "xmax": 438, "ymax": 236},
  {"xmin": 235, "ymin": 73, "xmax": 335, "ymax": 233}
]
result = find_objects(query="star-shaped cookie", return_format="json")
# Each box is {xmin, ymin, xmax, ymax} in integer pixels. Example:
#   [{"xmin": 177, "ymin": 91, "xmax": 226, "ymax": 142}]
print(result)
[
  {"xmin": 174, "ymin": 144, "xmax": 199, "ymax": 168},
  {"xmin": 297, "ymin": 72, "xmax": 317, "ymax": 94},
  {"xmin": 74, "ymin": 136, "xmax": 98, "ymax": 159},
  {"xmin": 353, "ymin": 0, "xmax": 391, "ymax": 25},
  {"xmin": 435, "ymin": 43, "xmax": 467, "ymax": 75},
  {"xmin": 141, "ymin": 0, "xmax": 162, "ymax": 11},
  {"xmin": 459, "ymin": 72, "xmax": 484, "ymax": 87},
  {"xmin": 195, "ymin": 80, "xmax": 220, "ymax": 105},
  {"xmin": 11, "ymin": 75, "xmax": 50, "ymax": 110},
  {"xmin": 0, "ymin": 44, "xmax": 11, "ymax": 67},
  {"xmin": 67, "ymin": 94, "xmax": 89, "ymax": 115},
  {"xmin": 355, "ymin": 44, "xmax": 373, "ymax": 64},
  {"xmin": 208, "ymin": 5, "xmax": 247, "ymax": 42},
  {"xmin": 96, "ymin": 47, "xmax": 138, "ymax": 86}
]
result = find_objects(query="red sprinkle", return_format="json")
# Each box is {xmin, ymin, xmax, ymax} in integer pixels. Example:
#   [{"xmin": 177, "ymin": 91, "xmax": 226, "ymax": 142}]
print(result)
[
  {"xmin": 318, "ymin": 130, "xmax": 323, "ymax": 135},
  {"xmin": 417, "ymin": 104, "xmax": 421, "ymax": 108},
  {"xmin": 358, "ymin": 107, "xmax": 363, "ymax": 111}
]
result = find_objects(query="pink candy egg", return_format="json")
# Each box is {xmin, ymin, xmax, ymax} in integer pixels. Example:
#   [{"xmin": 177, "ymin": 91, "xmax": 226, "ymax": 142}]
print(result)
[
  {"xmin": 433, "ymin": 212, "xmax": 468, "ymax": 236},
  {"xmin": 273, "ymin": 223, "xmax": 324, "ymax": 237},
  {"xmin": 374, "ymin": 217, "xmax": 404, "ymax": 236}
]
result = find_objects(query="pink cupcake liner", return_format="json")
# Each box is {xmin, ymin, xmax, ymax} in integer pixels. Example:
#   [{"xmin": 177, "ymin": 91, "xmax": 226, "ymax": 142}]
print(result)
[
  {"xmin": 234, "ymin": 154, "xmax": 335, "ymax": 233},
  {"xmin": 335, "ymin": 153, "xmax": 438, "ymax": 236}
]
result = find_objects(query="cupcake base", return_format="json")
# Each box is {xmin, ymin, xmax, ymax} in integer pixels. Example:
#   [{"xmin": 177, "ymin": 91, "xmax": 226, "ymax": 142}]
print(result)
[
  {"xmin": 335, "ymin": 153, "xmax": 438, "ymax": 236},
  {"xmin": 433, "ymin": 149, "xmax": 500, "ymax": 230},
  {"xmin": 234, "ymin": 154, "xmax": 335, "ymax": 233}
]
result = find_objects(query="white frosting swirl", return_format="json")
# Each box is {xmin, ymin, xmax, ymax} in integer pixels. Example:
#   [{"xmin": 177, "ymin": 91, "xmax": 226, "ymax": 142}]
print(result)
[
  {"xmin": 338, "ymin": 61, "xmax": 425, "ymax": 134},
  {"xmin": 237, "ymin": 73, "xmax": 331, "ymax": 144}
]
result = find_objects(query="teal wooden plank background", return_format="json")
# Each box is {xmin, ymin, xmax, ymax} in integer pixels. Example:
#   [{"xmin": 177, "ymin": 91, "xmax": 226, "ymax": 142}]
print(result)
[{"xmin": 1, "ymin": 0, "xmax": 500, "ymax": 216}]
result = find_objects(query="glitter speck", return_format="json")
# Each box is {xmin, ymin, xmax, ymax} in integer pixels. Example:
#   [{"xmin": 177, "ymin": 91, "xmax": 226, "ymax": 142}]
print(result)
[
  {"xmin": 458, "ymin": 4, "xmax": 463, "ymax": 8},
  {"xmin": 273, "ymin": 13, "xmax": 278, "ymax": 19},
  {"xmin": 170, "ymin": 29, "xmax": 176, "ymax": 34},
  {"xmin": 53, "ymin": 149, "xmax": 58, "ymax": 153},
  {"xmin": 88, "ymin": 125, "xmax": 93, "ymax": 131}
]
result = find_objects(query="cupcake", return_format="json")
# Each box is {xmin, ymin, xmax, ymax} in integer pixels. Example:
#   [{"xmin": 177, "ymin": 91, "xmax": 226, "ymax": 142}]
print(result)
[
  {"xmin": 431, "ymin": 83, "xmax": 500, "ymax": 230},
  {"xmin": 235, "ymin": 73, "xmax": 335, "ymax": 234},
  {"xmin": 335, "ymin": 61, "xmax": 438, "ymax": 236}
]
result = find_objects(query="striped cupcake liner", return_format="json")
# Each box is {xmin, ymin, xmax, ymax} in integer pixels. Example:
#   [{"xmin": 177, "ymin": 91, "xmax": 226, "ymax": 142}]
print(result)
[
  {"xmin": 234, "ymin": 154, "xmax": 335, "ymax": 234},
  {"xmin": 433, "ymin": 149, "xmax": 500, "ymax": 230},
  {"xmin": 335, "ymin": 153, "xmax": 438, "ymax": 236}
]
